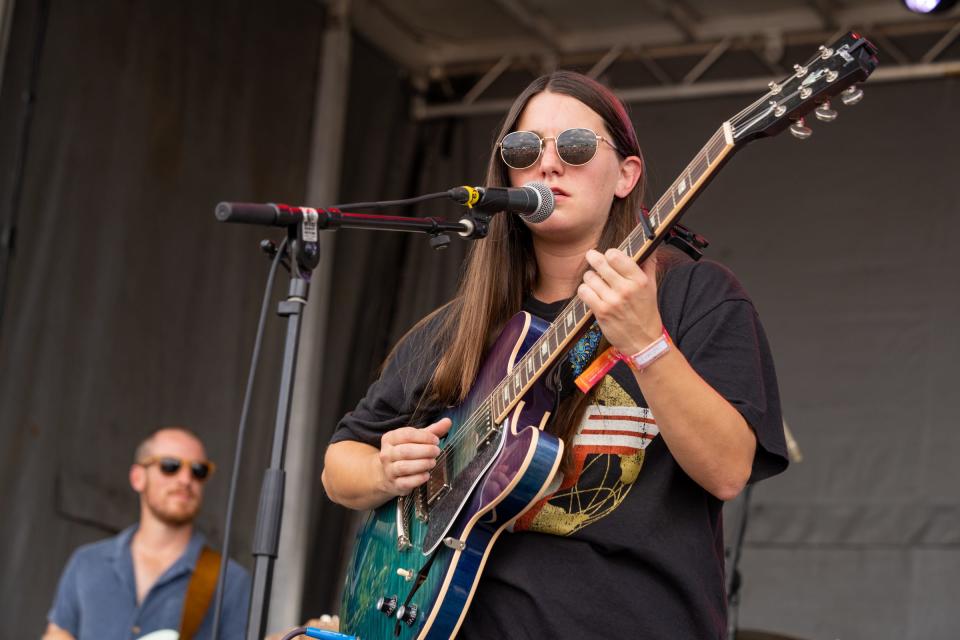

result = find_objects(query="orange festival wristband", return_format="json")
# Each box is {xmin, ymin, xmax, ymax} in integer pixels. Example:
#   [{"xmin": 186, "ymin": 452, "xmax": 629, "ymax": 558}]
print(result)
[{"xmin": 574, "ymin": 327, "xmax": 672, "ymax": 393}]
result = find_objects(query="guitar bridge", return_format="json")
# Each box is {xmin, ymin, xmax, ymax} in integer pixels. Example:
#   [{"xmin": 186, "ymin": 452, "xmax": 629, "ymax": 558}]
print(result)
[
  {"xmin": 396, "ymin": 495, "xmax": 412, "ymax": 551},
  {"xmin": 414, "ymin": 485, "xmax": 429, "ymax": 522},
  {"xmin": 475, "ymin": 425, "xmax": 498, "ymax": 449}
]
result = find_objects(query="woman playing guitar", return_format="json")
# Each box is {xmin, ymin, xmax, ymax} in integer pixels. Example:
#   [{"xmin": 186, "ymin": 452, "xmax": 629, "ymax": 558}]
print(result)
[{"xmin": 322, "ymin": 71, "xmax": 788, "ymax": 639}]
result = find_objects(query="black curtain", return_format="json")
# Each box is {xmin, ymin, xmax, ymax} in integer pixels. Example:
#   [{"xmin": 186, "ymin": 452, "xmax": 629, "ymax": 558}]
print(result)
[{"xmin": 0, "ymin": 1, "xmax": 324, "ymax": 636}]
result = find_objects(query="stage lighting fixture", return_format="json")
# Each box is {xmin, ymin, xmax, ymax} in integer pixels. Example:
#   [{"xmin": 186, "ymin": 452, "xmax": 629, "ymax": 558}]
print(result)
[{"xmin": 902, "ymin": 0, "xmax": 958, "ymax": 14}]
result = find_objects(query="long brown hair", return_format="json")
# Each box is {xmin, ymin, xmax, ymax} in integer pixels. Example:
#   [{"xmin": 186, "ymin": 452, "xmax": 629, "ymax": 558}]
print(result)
[{"xmin": 419, "ymin": 71, "xmax": 648, "ymax": 472}]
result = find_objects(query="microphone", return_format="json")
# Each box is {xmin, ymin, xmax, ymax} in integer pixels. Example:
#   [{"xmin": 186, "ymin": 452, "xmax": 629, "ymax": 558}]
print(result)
[
  {"xmin": 448, "ymin": 181, "xmax": 554, "ymax": 223},
  {"xmin": 214, "ymin": 202, "xmax": 317, "ymax": 226}
]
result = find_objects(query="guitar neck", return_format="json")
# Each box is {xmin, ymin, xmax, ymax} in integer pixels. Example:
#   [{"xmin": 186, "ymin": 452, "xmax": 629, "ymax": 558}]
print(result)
[{"xmin": 490, "ymin": 122, "xmax": 736, "ymax": 424}]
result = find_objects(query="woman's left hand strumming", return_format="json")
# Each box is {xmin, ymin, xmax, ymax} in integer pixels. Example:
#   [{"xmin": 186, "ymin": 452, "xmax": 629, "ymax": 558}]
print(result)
[{"xmin": 578, "ymin": 248, "xmax": 662, "ymax": 356}]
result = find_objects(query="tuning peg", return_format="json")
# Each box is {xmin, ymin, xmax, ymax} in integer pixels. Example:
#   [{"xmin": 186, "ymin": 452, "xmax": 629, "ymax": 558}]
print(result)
[
  {"xmin": 814, "ymin": 101, "xmax": 838, "ymax": 122},
  {"xmin": 840, "ymin": 85, "xmax": 864, "ymax": 106},
  {"xmin": 789, "ymin": 118, "xmax": 813, "ymax": 140}
]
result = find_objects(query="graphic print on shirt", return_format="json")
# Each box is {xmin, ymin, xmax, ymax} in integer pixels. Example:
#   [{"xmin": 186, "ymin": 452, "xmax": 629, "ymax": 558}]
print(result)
[{"xmin": 512, "ymin": 373, "xmax": 658, "ymax": 536}]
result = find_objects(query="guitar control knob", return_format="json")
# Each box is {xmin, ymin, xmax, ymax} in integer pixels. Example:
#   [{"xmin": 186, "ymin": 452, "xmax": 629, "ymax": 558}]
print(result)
[
  {"xmin": 376, "ymin": 595, "xmax": 398, "ymax": 616},
  {"xmin": 841, "ymin": 85, "xmax": 864, "ymax": 106},
  {"xmin": 396, "ymin": 603, "xmax": 420, "ymax": 626},
  {"xmin": 789, "ymin": 118, "xmax": 812, "ymax": 140},
  {"xmin": 814, "ymin": 101, "xmax": 838, "ymax": 122}
]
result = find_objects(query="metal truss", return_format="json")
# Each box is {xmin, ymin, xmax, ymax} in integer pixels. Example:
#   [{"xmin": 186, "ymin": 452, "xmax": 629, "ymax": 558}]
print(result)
[{"xmin": 347, "ymin": 0, "xmax": 960, "ymax": 120}]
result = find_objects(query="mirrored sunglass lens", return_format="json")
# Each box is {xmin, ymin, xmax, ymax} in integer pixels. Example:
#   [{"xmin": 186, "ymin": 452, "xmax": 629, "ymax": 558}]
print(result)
[
  {"xmin": 557, "ymin": 129, "xmax": 599, "ymax": 165},
  {"xmin": 190, "ymin": 462, "xmax": 211, "ymax": 480},
  {"xmin": 501, "ymin": 132, "xmax": 541, "ymax": 169},
  {"xmin": 158, "ymin": 458, "xmax": 182, "ymax": 475}
]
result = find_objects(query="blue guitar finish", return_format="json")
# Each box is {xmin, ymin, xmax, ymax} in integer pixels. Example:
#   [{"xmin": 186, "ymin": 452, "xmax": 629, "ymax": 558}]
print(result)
[{"xmin": 339, "ymin": 311, "xmax": 563, "ymax": 639}]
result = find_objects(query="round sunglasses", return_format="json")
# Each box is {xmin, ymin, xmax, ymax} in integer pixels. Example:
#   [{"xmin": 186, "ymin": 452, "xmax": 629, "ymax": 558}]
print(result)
[
  {"xmin": 498, "ymin": 127, "xmax": 621, "ymax": 170},
  {"xmin": 138, "ymin": 456, "xmax": 216, "ymax": 481}
]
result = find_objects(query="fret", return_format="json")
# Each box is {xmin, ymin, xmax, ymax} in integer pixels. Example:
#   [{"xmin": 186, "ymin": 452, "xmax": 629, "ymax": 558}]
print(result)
[
  {"xmin": 625, "ymin": 231, "xmax": 640, "ymax": 257},
  {"xmin": 706, "ymin": 130, "xmax": 723, "ymax": 164},
  {"xmin": 675, "ymin": 173, "xmax": 688, "ymax": 200},
  {"xmin": 691, "ymin": 152, "xmax": 709, "ymax": 184},
  {"xmin": 574, "ymin": 302, "xmax": 584, "ymax": 323},
  {"xmin": 526, "ymin": 356, "xmax": 534, "ymax": 377},
  {"xmin": 539, "ymin": 339, "xmax": 550, "ymax": 363},
  {"xmin": 712, "ymin": 132, "xmax": 722, "ymax": 156},
  {"xmin": 649, "ymin": 207, "xmax": 661, "ymax": 229}
]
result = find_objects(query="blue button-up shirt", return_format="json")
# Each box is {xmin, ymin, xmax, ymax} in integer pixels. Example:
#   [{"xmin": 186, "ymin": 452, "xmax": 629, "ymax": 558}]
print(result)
[{"xmin": 48, "ymin": 525, "xmax": 251, "ymax": 639}]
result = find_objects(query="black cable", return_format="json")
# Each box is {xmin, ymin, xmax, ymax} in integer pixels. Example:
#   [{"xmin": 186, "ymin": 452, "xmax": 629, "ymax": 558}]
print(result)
[
  {"xmin": 210, "ymin": 236, "xmax": 288, "ymax": 639},
  {"xmin": 332, "ymin": 190, "xmax": 449, "ymax": 211}
]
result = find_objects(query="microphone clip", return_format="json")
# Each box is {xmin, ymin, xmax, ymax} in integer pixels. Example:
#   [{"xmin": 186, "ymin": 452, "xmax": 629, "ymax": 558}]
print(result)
[{"xmin": 455, "ymin": 210, "xmax": 493, "ymax": 241}]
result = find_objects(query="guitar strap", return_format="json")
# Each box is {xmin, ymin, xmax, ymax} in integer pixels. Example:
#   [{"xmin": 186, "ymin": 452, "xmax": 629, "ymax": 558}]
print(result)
[{"xmin": 178, "ymin": 545, "xmax": 221, "ymax": 640}]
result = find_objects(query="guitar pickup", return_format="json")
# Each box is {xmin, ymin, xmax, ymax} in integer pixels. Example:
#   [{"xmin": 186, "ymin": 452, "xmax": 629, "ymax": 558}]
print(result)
[
  {"xmin": 474, "ymin": 427, "xmax": 497, "ymax": 449},
  {"xmin": 476, "ymin": 416, "xmax": 507, "ymax": 450},
  {"xmin": 425, "ymin": 461, "xmax": 451, "ymax": 507}
]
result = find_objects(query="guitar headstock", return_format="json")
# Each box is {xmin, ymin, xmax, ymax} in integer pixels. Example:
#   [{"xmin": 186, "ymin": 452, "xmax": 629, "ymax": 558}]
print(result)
[{"xmin": 731, "ymin": 32, "xmax": 879, "ymax": 143}]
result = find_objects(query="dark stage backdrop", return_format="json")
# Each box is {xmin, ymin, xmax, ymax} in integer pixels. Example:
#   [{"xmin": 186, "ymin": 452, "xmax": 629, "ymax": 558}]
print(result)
[
  {"xmin": 0, "ymin": 0, "xmax": 325, "ymax": 637},
  {"xmin": 313, "ymin": 45, "xmax": 960, "ymax": 640}
]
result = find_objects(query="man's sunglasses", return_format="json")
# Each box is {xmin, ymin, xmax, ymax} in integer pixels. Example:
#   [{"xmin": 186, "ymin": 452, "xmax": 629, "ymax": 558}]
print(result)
[
  {"xmin": 498, "ymin": 127, "xmax": 621, "ymax": 170},
  {"xmin": 138, "ymin": 456, "xmax": 216, "ymax": 481}
]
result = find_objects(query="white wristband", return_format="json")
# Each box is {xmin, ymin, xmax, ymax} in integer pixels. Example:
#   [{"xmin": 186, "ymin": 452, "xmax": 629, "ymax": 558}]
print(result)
[{"xmin": 620, "ymin": 328, "xmax": 672, "ymax": 372}]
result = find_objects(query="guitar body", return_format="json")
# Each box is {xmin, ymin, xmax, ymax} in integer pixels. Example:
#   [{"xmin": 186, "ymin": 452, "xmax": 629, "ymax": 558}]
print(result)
[{"xmin": 340, "ymin": 311, "xmax": 563, "ymax": 639}]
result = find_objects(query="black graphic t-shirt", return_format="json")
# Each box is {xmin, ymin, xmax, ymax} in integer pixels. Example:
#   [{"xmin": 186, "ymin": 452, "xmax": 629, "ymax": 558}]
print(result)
[{"xmin": 330, "ymin": 255, "xmax": 788, "ymax": 639}]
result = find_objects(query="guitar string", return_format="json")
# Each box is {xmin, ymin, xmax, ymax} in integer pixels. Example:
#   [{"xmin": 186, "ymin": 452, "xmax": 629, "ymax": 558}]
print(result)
[
  {"xmin": 433, "ymin": 127, "xmax": 731, "ymax": 467},
  {"xmin": 433, "ymin": 116, "xmax": 749, "ymax": 468},
  {"xmin": 427, "ymin": 58, "xmax": 831, "ymax": 477}
]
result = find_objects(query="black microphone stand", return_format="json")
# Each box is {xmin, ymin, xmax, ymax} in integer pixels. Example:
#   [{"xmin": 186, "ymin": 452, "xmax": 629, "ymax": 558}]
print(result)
[
  {"xmin": 220, "ymin": 205, "xmax": 492, "ymax": 640},
  {"xmin": 244, "ymin": 218, "xmax": 319, "ymax": 640}
]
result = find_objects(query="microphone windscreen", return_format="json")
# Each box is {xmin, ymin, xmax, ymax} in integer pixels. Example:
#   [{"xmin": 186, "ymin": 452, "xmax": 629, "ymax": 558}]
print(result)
[{"xmin": 518, "ymin": 182, "xmax": 554, "ymax": 223}]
